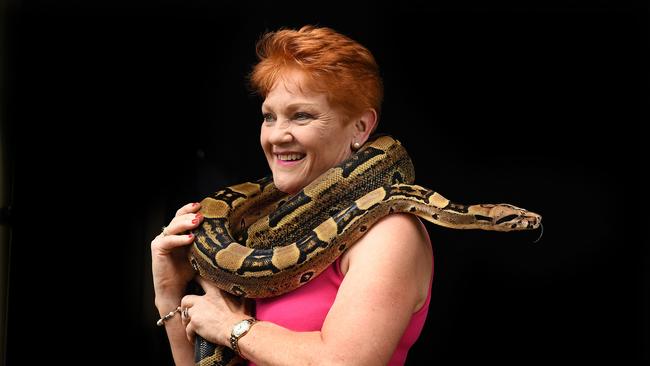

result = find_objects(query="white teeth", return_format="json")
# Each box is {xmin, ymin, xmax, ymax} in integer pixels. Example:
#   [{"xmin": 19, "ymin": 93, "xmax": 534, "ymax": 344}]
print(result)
[{"xmin": 277, "ymin": 153, "xmax": 305, "ymax": 161}]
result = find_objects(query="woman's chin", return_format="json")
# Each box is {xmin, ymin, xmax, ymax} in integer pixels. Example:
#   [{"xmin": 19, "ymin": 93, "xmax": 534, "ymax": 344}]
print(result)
[{"xmin": 273, "ymin": 178, "xmax": 303, "ymax": 195}]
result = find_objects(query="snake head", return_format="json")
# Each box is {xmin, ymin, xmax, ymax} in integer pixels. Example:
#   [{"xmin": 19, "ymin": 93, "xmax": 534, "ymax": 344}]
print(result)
[{"xmin": 484, "ymin": 204, "xmax": 542, "ymax": 230}]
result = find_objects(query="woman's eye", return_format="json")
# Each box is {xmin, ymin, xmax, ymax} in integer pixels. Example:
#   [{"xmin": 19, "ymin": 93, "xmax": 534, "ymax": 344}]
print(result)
[
  {"xmin": 293, "ymin": 112, "xmax": 314, "ymax": 121},
  {"xmin": 262, "ymin": 113, "xmax": 275, "ymax": 123}
]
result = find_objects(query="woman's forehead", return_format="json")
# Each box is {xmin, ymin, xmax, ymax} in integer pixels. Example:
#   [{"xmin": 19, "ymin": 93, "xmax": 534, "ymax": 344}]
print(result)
[{"xmin": 263, "ymin": 71, "xmax": 328, "ymax": 110}]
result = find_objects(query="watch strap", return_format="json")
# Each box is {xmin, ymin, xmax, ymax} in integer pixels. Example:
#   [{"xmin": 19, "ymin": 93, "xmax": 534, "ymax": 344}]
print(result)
[{"xmin": 230, "ymin": 318, "xmax": 257, "ymax": 359}]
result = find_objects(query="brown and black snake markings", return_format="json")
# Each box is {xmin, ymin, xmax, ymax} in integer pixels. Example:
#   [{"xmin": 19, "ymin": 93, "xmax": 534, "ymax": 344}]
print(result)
[{"xmin": 188, "ymin": 135, "xmax": 542, "ymax": 366}]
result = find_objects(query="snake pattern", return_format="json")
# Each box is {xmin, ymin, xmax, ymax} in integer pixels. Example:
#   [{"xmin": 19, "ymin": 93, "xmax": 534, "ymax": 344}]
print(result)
[{"xmin": 188, "ymin": 135, "xmax": 542, "ymax": 365}]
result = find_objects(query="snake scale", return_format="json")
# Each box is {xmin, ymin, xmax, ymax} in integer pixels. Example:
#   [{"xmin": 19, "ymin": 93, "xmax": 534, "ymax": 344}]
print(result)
[{"xmin": 188, "ymin": 135, "xmax": 542, "ymax": 365}]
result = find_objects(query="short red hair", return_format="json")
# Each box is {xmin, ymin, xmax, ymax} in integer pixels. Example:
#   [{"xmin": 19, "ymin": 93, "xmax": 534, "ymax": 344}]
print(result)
[{"xmin": 249, "ymin": 26, "xmax": 383, "ymax": 122}]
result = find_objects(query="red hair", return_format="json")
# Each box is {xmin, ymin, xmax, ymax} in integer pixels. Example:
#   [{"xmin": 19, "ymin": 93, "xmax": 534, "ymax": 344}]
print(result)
[{"xmin": 249, "ymin": 26, "xmax": 383, "ymax": 122}]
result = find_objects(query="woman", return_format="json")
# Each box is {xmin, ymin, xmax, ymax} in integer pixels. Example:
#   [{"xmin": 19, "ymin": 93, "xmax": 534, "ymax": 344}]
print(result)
[{"xmin": 151, "ymin": 26, "xmax": 433, "ymax": 365}]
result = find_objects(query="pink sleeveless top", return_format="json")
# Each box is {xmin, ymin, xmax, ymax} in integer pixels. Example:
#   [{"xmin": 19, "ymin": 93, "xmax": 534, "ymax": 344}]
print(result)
[{"xmin": 251, "ymin": 249, "xmax": 433, "ymax": 366}]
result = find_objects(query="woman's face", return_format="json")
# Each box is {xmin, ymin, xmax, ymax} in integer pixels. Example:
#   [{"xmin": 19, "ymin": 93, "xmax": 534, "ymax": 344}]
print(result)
[{"xmin": 260, "ymin": 69, "xmax": 356, "ymax": 194}]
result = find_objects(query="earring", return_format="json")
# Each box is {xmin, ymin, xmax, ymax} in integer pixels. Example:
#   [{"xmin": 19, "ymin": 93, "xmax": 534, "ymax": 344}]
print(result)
[{"xmin": 352, "ymin": 141, "xmax": 361, "ymax": 150}]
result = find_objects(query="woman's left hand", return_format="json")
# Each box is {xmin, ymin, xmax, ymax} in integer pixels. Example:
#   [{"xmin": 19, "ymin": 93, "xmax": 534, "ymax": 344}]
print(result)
[{"xmin": 180, "ymin": 276, "xmax": 251, "ymax": 346}]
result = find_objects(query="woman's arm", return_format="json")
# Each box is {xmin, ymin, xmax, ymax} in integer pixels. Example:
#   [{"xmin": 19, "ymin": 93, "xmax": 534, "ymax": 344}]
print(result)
[
  {"xmin": 188, "ymin": 213, "xmax": 433, "ymax": 366},
  {"xmin": 151, "ymin": 202, "xmax": 205, "ymax": 366},
  {"xmin": 157, "ymin": 298, "xmax": 195, "ymax": 365}
]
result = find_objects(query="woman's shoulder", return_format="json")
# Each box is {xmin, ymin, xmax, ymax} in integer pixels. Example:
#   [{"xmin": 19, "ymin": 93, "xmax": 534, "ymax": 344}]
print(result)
[
  {"xmin": 358, "ymin": 212, "xmax": 430, "ymax": 250},
  {"xmin": 339, "ymin": 213, "xmax": 433, "ymax": 312},
  {"xmin": 368, "ymin": 212, "xmax": 429, "ymax": 237},
  {"xmin": 340, "ymin": 213, "xmax": 432, "ymax": 275}
]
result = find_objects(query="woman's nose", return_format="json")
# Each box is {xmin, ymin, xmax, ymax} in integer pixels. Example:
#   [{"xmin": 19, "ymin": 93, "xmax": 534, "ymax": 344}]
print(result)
[{"xmin": 267, "ymin": 120, "xmax": 294, "ymax": 145}]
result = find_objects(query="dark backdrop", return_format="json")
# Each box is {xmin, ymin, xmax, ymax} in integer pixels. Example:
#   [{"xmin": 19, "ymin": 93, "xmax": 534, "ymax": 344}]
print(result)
[{"xmin": 3, "ymin": 1, "xmax": 646, "ymax": 365}]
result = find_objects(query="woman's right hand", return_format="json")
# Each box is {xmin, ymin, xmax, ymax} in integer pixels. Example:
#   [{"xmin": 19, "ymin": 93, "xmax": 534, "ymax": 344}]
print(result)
[{"xmin": 151, "ymin": 202, "xmax": 204, "ymax": 309}]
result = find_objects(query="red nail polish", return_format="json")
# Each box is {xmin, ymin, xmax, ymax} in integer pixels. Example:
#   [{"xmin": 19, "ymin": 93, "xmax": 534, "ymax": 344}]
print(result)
[
  {"xmin": 191, "ymin": 219, "xmax": 198, "ymax": 224},
  {"xmin": 187, "ymin": 233, "xmax": 193, "ymax": 238}
]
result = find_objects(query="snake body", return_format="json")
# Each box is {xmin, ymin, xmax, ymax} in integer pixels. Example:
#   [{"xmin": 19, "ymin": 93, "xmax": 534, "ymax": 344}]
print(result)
[{"xmin": 189, "ymin": 135, "xmax": 541, "ymax": 365}]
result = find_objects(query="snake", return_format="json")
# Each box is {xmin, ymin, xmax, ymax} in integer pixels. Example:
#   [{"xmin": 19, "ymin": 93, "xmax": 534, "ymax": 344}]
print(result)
[{"xmin": 187, "ymin": 134, "xmax": 542, "ymax": 365}]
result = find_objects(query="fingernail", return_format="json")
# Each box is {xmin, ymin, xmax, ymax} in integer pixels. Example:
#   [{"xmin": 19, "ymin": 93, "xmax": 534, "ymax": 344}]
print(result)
[
  {"xmin": 191, "ymin": 219, "xmax": 198, "ymax": 224},
  {"xmin": 192, "ymin": 202, "xmax": 199, "ymax": 206},
  {"xmin": 187, "ymin": 233, "xmax": 193, "ymax": 238},
  {"xmin": 195, "ymin": 213, "xmax": 203, "ymax": 219}
]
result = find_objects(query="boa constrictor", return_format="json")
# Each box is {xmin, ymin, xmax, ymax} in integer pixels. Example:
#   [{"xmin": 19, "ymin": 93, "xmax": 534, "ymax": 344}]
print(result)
[{"xmin": 188, "ymin": 135, "xmax": 541, "ymax": 365}]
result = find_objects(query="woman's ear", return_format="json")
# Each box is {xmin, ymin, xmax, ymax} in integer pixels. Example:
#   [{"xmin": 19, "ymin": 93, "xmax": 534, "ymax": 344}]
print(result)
[{"xmin": 353, "ymin": 108, "xmax": 378, "ymax": 145}]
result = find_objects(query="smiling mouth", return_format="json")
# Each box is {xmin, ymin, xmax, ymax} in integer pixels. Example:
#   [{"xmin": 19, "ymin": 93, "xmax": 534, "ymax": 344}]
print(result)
[{"xmin": 275, "ymin": 153, "xmax": 306, "ymax": 162}]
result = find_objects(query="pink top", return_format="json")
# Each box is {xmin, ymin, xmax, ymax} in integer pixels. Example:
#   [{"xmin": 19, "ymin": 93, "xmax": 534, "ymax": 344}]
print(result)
[{"xmin": 251, "ymin": 250, "xmax": 433, "ymax": 366}]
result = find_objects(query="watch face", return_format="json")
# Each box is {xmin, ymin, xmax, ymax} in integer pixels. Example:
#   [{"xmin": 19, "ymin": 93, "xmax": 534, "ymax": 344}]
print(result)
[{"xmin": 233, "ymin": 321, "xmax": 250, "ymax": 337}]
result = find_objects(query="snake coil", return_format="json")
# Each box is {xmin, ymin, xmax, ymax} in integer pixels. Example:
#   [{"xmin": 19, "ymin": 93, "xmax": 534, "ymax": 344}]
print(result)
[{"xmin": 189, "ymin": 135, "xmax": 542, "ymax": 365}]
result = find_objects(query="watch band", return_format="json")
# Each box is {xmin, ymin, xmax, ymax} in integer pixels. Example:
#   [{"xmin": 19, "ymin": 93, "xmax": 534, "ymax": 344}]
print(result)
[{"xmin": 230, "ymin": 318, "xmax": 257, "ymax": 359}]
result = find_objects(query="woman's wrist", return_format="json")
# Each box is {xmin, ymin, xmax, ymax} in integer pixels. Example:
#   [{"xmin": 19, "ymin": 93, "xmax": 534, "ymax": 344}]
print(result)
[
  {"xmin": 155, "ymin": 296, "xmax": 183, "ymax": 316},
  {"xmin": 221, "ymin": 314, "xmax": 251, "ymax": 347}
]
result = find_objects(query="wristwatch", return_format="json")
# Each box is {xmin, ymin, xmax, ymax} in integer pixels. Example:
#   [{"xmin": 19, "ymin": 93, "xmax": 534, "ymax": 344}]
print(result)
[{"xmin": 230, "ymin": 318, "xmax": 257, "ymax": 359}]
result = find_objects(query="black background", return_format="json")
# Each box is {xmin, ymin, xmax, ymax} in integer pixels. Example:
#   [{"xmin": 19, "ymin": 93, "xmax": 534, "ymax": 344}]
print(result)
[{"xmin": 2, "ymin": 1, "xmax": 647, "ymax": 365}]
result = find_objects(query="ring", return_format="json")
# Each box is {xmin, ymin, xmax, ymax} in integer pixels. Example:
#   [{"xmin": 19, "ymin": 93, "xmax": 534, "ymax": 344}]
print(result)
[
  {"xmin": 182, "ymin": 307, "xmax": 189, "ymax": 319},
  {"xmin": 161, "ymin": 226, "xmax": 168, "ymax": 237}
]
